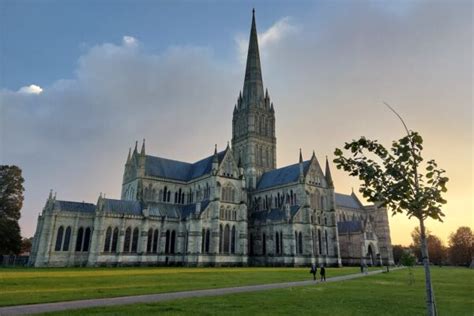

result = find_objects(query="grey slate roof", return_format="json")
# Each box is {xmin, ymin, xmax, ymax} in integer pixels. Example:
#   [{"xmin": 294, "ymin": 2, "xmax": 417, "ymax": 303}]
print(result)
[
  {"xmin": 101, "ymin": 198, "xmax": 211, "ymax": 219},
  {"xmin": 54, "ymin": 200, "xmax": 96, "ymax": 213},
  {"xmin": 257, "ymin": 161, "xmax": 311, "ymax": 190},
  {"xmin": 335, "ymin": 193, "xmax": 363, "ymax": 209},
  {"xmin": 250, "ymin": 205, "xmax": 300, "ymax": 222},
  {"xmin": 103, "ymin": 199, "xmax": 142, "ymax": 216},
  {"xmin": 337, "ymin": 220, "xmax": 363, "ymax": 234},
  {"xmin": 145, "ymin": 151, "xmax": 226, "ymax": 181}
]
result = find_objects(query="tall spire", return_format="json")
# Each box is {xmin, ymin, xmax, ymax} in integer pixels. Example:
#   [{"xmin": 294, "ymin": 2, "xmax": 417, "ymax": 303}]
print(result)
[
  {"xmin": 213, "ymin": 144, "xmax": 218, "ymax": 162},
  {"xmin": 242, "ymin": 9, "xmax": 264, "ymax": 107},
  {"xmin": 133, "ymin": 141, "xmax": 138, "ymax": 155},
  {"xmin": 126, "ymin": 147, "xmax": 131, "ymax": 163},
  {"xmin": 325, "ymin": 156, "xmax": 334, "ymax": 188},
  {"xmin": 140, "ymin": 138, "xmax": 146, "ymax": 156}
]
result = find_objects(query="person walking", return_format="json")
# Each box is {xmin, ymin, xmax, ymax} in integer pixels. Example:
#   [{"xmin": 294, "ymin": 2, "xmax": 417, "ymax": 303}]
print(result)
[
  {"xmin": 320, "ymin": 265, "xmax": 326, "ymax": 281},
  {"xmin": 310, "ymin": 263, "xmax": 317, "ymax": 281}
]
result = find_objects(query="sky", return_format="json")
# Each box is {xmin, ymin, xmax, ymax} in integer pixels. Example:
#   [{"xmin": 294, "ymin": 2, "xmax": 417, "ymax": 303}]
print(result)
[{"xmin": 0, "ymin": 0, "xmax": 472, "ymax": 246}]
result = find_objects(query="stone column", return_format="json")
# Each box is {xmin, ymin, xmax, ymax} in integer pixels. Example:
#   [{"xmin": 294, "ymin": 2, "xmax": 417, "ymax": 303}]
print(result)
[
  {"xmin": 140, "ymin": 218, "xmax": 149, "ymax": 264},
  {"xmin": 87, "ymin": 213, "xmax": 104, "ymax": 266},
  {"xmin": 42, "ymin": 213, "xmax": 58, "ymax": 266},
  {"xmin": 67, "ymin": 215, "xmax": 80, "ymax": 266},
  {"xmin": 116, "ymin": 218, "xmax": 126, "ymax": 265}
]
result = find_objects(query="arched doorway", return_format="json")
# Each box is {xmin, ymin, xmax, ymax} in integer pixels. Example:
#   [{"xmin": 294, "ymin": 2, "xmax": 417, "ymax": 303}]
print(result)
[{"xmin": 367, "ymin": 244, "xmax": 374, "ymax": 266}]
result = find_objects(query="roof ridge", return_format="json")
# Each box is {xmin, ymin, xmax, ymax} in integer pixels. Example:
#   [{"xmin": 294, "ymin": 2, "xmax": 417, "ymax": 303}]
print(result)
[
  {"xmin": 146, "ymin": 150, "xmax": 226, "ymax": 167},
  {"xmin": 56, "ymin": 200, "xmax": 95, "ymax": 205}
]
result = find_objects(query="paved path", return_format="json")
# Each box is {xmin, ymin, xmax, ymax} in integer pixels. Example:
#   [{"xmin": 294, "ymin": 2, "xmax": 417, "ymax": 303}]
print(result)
[{"xmin": 0, "ymin": 268, "xmax": 398, "ymax": 315}]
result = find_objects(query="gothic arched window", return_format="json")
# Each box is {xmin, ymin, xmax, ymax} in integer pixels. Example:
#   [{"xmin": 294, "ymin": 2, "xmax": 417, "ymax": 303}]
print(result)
[
  {"xmin": 224, "ymin": 225, "xmax": 230, "ymax": 253},
  {"xmin": 147, "ymin": 228, "xmax": 153, "ymax": 253},
  {"xmin": 152, "ymin": 229, "xmax": 158, "ymax": 253},
  {"xmin": 298, "ymin": 232, "xmax": 303, "ymax": 255},
  {"xmin": 201, "ymin": 229, "xmax": 206, "ymax": 253},
  {"xmin": 231, "ymin": 226, "xmax": 236, "ymax": 254},
  {"xmin": 325, "ymin": 230, "xmax": 329, "ymax": 255},
  {"xmin": 104, "ymin": 227, "xmax": 112, "ymax": 252},
  {"xmin": 83, "ymin": 227, "xmax": 91, "ymax": 252},
  {"xmin": 205, "ymin": 229, "xmax": 210, "ymax": 253},
  {"xmin": 75, "ymin": 227, "xmax": 84, "ymax": 252},
  {"xmin": 111, "ymin": 227, "xmax": 119, "ymax": 252},
  {"xmin": 219, "ymin": 225, "xmax": 223, "ymax": 253},
  {"xmin": 275, "ymin": 231, "xmax": 280, "ymax": 254},
  {"xmin": 170, "ymin": 230, "xmax": 176, "ymax": 254},
  {"xmin": 55, "ymin": 226, "xmax": 64, "ymax": 251},
  {"xmin": 63, "ymin": 226, "xmax": 71, "ymax": 251},
  {"xmin": 318, "ymin": 229, "xmax": 322, "ymax": 255},
  {"xmin": 165, "ymin": 230, "xmax": 171, "ymax": 253},
  {"xmin": 124, "ymin": 227, "xmax": 132, "ymax": 252}
]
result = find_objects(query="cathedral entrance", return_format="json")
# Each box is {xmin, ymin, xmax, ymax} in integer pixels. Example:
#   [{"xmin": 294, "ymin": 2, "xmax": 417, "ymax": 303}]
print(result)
[{"xmin": 367, "ymin": 244, "xmax": 374, "ymax": 266}]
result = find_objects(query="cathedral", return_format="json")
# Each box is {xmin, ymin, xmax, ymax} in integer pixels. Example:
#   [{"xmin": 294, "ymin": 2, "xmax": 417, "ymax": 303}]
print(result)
[{"xmin": 29, "ymin": 11, "xmax": 394, "ymax": 268}]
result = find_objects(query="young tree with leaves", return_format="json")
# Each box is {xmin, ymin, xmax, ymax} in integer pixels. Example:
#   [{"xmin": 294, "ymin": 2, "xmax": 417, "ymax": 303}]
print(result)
[
  {"xmin": 334, "ymin": 117, "xmax": 448, "ymax": 316},
  {"xmin": 0, "ymin": 165, "xmax": 25, "ymax": 255}
]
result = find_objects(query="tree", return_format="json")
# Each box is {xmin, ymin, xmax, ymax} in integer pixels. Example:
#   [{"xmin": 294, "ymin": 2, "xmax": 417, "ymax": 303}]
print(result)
[
  {"xmin": 392, "ymin": 245, "xmax": 407, "ymax": 265},
  {"xmin": 0, "ymin": 165, "xmax": 24, "ymax": 255},
  {"xmin": 410, "ymin": 227, "xmax": 446, "ymax": 265},
  {"xmin": 334, "ymin": 121, "xmax": 448, "ymax": 316},
  {"xmin": 21, "ymin": 237, "xmax": 33, "ymax": 254},
  {"xmin": 448, "ymin": 226, "xmax": 473, "ymax": 266},
  {"xmin": 426, "ymin": 235, "xmax": 446, "ymax": 265}
]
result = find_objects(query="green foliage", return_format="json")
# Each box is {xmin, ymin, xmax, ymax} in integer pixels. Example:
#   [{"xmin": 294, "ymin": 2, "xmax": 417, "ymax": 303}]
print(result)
[
  {"xmin": 20, "ymin": 237, "xmax": 33, "ymax": 254},
  {"xmin": 0, "ymin": 165, "xmax": 24, "ymax": 255},
  {"xmin": 392, "ymin": 245, "xmax": 407, "ymax": 265},
  {"xmin": 334, "ymin": 131, "xmax": 448, "ymax": 221},
  {"xmin": 449, "ymin": 226, "xmax": 473, "ymax": 266},
  {"xmin": 400, "ymin": 252, "xmax": 416, "ymax": 267}
]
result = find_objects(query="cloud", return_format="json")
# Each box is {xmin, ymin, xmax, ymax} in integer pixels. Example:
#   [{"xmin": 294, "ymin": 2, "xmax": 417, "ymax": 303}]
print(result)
[
  {"xmin": 17, "ymin": 84, "xmax": 43, "ymax": 94},
  {"xmin": 236, "ymin": 17, "xmax": 298, "ymax": 64},
  {"xmin": 122, "ymin": 35, "xmax": 138, "ymax": 47},
  {"xmin": 0, "ymin": 34, "xmax": 241, "ymax": 237}
]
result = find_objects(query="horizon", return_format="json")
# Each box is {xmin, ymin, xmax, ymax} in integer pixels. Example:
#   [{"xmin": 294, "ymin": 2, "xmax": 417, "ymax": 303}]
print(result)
[{"xmin": 1, "ymin": 0, "xmax": 472, "ymax": 246}]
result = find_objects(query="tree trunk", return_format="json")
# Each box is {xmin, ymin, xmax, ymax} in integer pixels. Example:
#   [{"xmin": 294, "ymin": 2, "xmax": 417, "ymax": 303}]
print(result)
[{"xmin": 419, "ymin": 218, "xmax": 436, "ymax": 316}]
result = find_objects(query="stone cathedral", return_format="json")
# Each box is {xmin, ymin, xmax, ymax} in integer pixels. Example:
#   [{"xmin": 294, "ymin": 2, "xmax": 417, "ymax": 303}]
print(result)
[{"xmin": 29, "ymin": 11, "xmax": 394, "ymax": 268}]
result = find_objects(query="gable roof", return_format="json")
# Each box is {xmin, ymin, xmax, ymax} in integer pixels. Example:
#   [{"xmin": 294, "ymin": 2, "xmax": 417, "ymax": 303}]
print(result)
[
  {"xmin": 144, "ymin": 150, "xmax": 227, "ymax": 182},
  {"xmin": 54, "ymin": 200, "xmax": 96, "ymax": 213},
  {"xmin": 257, "ymin": 160, "xmax": 311, "ymax": 190},
  {"xmin": 335, "ymin": 193, "xmax": 363, "ymax": 209}
]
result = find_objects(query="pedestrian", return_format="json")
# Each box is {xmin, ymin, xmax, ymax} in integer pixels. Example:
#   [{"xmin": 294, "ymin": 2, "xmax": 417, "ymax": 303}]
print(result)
[
  {"xmin": 320, "ymin": 265, "xmax": 326, "ymax": 281},
  {"xmin": 360, "ymin": 263, "xmax": 364, "ymax": 274},
  {"xmin": 310, "ymin": 263, "xmax": 317, "ymax": 281}
]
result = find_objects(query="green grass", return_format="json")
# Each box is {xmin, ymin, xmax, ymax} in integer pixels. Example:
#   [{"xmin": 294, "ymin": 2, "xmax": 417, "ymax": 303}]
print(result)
[
  {"xmin": 44, "ymin": 267, "xmax": 474, "ymax": 316},
  {"xmin": 0, "ymin": 266, "xmax": 370, "ymax": 306}
]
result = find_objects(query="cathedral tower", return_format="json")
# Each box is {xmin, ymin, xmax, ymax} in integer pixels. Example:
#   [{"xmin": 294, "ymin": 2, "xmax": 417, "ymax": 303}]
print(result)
[{"xmin": 232, "ymin": 9, "xmax": 276, "ymax": 189}]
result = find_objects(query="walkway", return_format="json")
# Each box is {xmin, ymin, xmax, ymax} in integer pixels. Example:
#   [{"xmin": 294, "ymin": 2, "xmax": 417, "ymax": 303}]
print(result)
[{"xmin": 0, "ymin": 268, "xmax": 396, "ymax": 315}]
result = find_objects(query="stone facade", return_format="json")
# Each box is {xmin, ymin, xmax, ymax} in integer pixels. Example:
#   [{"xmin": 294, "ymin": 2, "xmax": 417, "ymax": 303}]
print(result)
[{"xmin": 29, "ymin": 10, "xmax": 394, "ymax": 268}]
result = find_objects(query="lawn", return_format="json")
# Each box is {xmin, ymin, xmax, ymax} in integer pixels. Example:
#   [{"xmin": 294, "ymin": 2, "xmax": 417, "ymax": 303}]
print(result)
[
  {"xmin": 0, "ymin": 266, "xmax": 370, "ymax": 306},
  {"xmin": 44, "ymin": 267, "xmax": 473, "ymax": 316}
]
